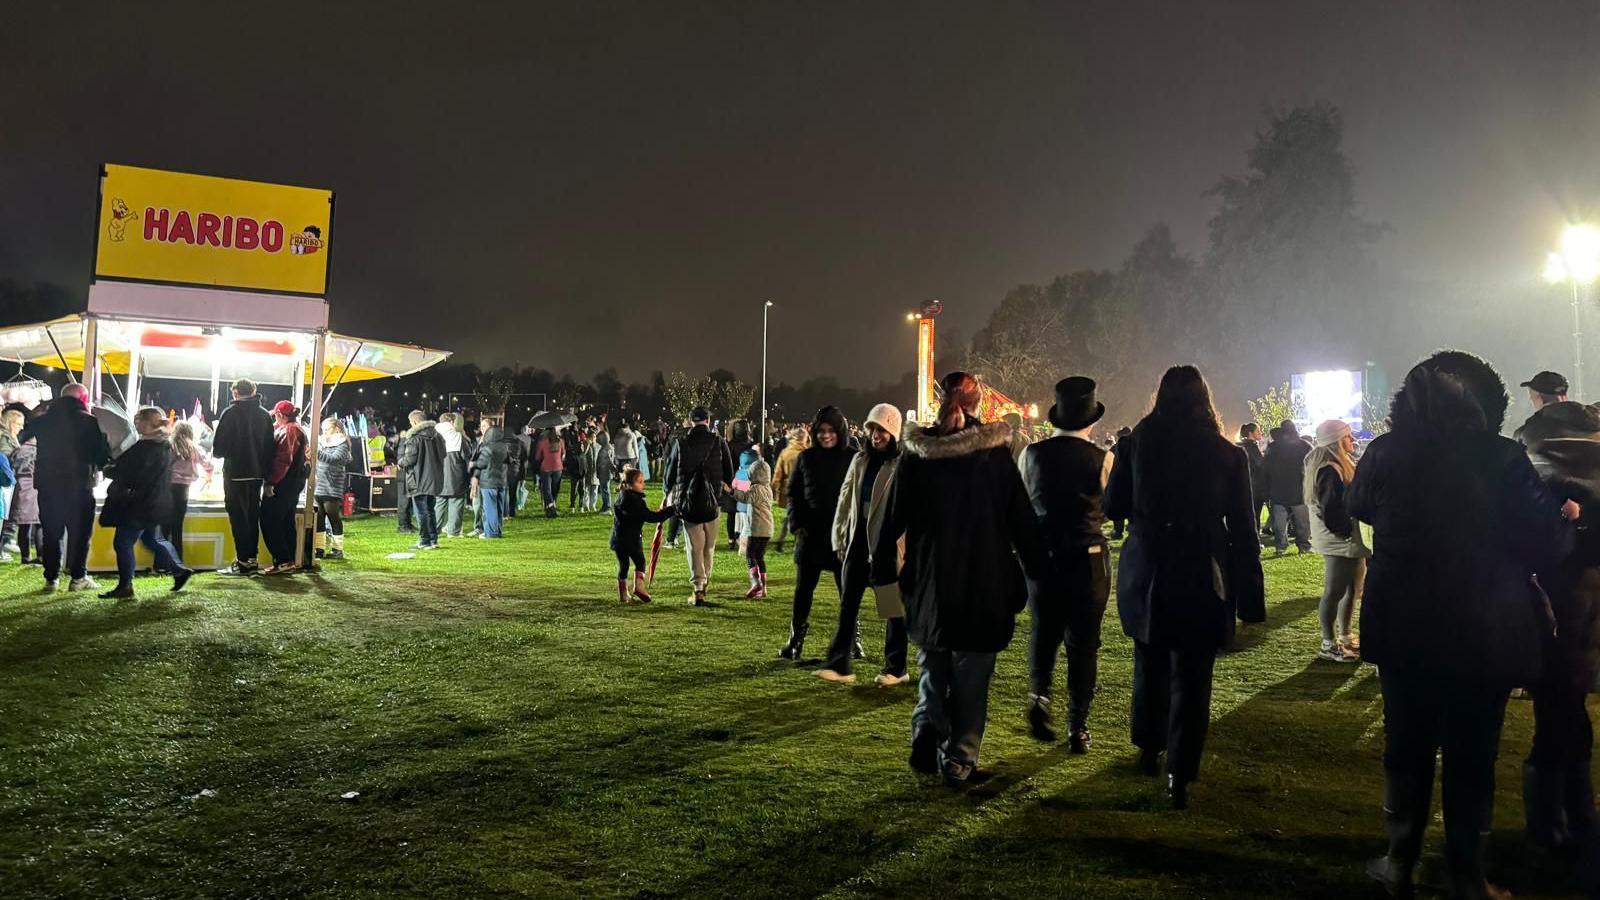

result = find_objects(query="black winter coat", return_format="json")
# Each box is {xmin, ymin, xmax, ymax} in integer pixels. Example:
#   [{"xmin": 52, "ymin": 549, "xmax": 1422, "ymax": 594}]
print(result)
[
  {"xmin": 398, "ymin": 422, "xmax": 446, "ymax": 496},
  {"xmin": 1105, "ymin": 417, "xmax": 1265, "ymax": 650},
  {"xmin": 19, "ymin": 398, "xmax": 112, "ymax": 496},
  {"xmin": 663, "ymin": 424, "xmax": 733, "ymax": 525},
  {"xmin": 787, "ymin": 443, "xmax": 854, "ymax": 569},
  {"xmin": 1238, "ymin": 438, "xmax": 1268, "ymax": 505},
  {"xmin": 611, "ymin": 490, "xmax": 674, "ymax": 552},
  {"xmin": 470, "ymin": 427, "xmax": 510, "ymax": 490},
  {"xmin": 1522, "ymin": 401, "xmax": 1600, "ymax": 689},
  {"xmin": 211, "ymin": 396, "xmax": 276, "ymax": 480},
  {"xmin": 99, "ymin": 435, "xmax": 174, "ymax": 528},
  {"xmin": 1263, "ymin": 433, "xmax": 1311, "ymax": 506},
  {"xmin": 1350, "ymin": 367, "xmax": 1571, "ymax": 687},
  {"xmin": 879, "ymin": 420, "xmax": 1053, "ymax": 653}
]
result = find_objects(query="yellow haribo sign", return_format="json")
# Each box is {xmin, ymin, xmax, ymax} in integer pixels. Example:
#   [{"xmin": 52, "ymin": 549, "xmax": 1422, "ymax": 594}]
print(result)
[{"xmin": 95, "ymin": 164, "xmax": 333, "ymax": 296}]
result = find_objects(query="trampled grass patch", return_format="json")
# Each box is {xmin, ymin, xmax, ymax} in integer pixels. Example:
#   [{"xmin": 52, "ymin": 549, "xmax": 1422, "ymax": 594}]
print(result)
[{"xmin": 0, "ymin": 498, "xmax": 1582, "ymax": 898}]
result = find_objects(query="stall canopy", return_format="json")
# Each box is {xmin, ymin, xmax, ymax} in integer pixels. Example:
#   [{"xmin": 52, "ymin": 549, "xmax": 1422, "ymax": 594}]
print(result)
[{"xmin": 0, "ymin": 315, "xmax": 448, "ymax": 385}]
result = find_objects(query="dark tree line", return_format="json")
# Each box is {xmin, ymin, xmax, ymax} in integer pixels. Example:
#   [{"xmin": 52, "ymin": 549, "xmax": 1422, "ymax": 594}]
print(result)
[{"xmin": 966, "ymin": 102, "xmax": 1386, "ymax": 423}]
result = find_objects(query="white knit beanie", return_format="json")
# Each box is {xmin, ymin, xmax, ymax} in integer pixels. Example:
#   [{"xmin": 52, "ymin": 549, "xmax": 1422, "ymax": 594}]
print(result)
[
  {"xmin": 1314, "ymin": 419, "xmax": 1352, "ymax": 448},
  {"xmin": 866, "ymin": 403, "xmax": 903, "ymax": 438}
]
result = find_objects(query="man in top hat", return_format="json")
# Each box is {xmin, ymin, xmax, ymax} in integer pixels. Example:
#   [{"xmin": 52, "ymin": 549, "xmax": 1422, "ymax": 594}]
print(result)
[{"xmin": 1017, "ymin": 377, "xmax": 1114, "ymax": 753}]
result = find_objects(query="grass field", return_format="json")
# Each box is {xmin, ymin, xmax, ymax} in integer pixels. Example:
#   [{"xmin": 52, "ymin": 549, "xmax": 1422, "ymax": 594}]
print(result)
[{"xmin": 0, "ymin": 493, "xmax": 1586, "ymax": 898}]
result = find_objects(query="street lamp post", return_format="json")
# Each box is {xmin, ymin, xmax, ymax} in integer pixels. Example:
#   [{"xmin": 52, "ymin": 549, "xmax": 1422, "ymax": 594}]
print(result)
[
  {"xmin": 1543, "ymin": 224, "xmax": 1600, "ymax": 402},
  {"xmin": 761, "ymin": 300, "xmax": 773, "ymax": 447}
]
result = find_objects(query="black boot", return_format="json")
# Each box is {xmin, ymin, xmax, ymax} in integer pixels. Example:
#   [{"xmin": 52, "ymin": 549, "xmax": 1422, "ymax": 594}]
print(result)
[
  {"xmin": 779, "ymin": 624, "xmax": 808, "ymax": 660},
  {"xmin": 1443, "ymin": 789, "xmax": 1509, "ymax": 900},
  {"xmin": 1026, "ymin": 694, "xmax": 1056, "ymax": 742},
  {"xmin": 1067, "ymin": 719, "xmax": 1092, "ymax": 755},
  {"xmin": 1567, "ymin": 760, "xmax": 1597, "ymax": 840},
  {"xmin": 1523, "ymin": 760, "xmax": 1571, "ymax": 850},
  {"xmin": 1366, "ymin": 769, "xmax": 1432, "ymax": 898},
  {"xmin": 1167, "ymin": 773, "xmax": 1188, "ymax": 811}
]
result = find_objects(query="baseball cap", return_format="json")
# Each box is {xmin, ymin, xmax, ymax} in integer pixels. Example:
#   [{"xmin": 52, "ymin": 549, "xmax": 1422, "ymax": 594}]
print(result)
[{"xmin": 1521, "ymin": 371, "xmax": 1569, "ymax": 395}]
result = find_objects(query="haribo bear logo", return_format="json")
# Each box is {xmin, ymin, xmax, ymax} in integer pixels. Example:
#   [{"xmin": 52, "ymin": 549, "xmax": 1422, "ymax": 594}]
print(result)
[{"xmin": 290, "ymin": 225, "xmax": 324, "ymax": 256}]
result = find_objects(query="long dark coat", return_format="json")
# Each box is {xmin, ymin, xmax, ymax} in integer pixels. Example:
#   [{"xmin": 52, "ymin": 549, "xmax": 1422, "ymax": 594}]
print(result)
[
  {"xmin": 1521, "ymin": 401, "xmax": 1600, "ymax": 690},
  {"xmin": 1350, "ymin": 365, "xmax": 1572, "ymax": 688},
  {"xmin": 1263, "ymin": 432, "xmax": 1311, "ymax": 506},
  {"xmin": 398, "ymin": 422, "xmax": 446, "ymax": 496},
  {"xmin": 1105, "ymin": 416, "xmax": 1265, "ymax": 650},
  {"xmin": 879, "ymin": 420, "xmax": 1053, "ymax": 654}
]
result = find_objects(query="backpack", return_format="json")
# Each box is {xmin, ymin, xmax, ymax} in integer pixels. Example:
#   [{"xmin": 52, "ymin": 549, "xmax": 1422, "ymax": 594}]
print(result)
[{"xmin": 681, "ymin": 438, "xmax": 723, "ymax": 524}]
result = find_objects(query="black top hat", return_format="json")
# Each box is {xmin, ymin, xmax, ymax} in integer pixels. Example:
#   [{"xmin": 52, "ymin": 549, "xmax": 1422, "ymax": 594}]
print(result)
[{"xmin": 1048, "ymin": 377, "xmax": 1105, "ymax": 430}]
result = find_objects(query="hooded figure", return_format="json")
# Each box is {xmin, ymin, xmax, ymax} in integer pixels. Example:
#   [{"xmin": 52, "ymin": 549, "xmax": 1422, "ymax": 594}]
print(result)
[
  {"xmin": 815, "ymin": 402, "xmax": 910, "ymax": 684},
  {"xmin": 780, "ymin": 405, "xmax": 855, "ymax": 659},
  {"xmin": 1352, "ymin": 351, "xmax": 1573, "ymax": 898},
  {"xmin": 1517, "ymin": 399, "xmax": 1600, "ymax": 851}
]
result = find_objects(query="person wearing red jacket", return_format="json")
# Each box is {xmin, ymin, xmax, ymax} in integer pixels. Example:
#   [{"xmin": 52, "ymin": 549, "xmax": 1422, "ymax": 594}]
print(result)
[
  {"xmin": 260, "ymin": 400, "xmax": 308, "ymax": 574},
  {"xmin": 534, "ymin": 427, "xmax": 566, "ymax": 518}
]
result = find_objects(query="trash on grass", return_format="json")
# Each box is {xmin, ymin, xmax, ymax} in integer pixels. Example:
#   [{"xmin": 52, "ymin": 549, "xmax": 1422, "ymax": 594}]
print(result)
[
  {"xmin": 385, "ymin": 552, "xmax": 416, "ymax": 560},
  {"xmin": 341, "ymin": 791, "xmax": 360, "ymax": 801},
  {"xmin": 191, "ymin": 788, "xmax": 217, "ymax": 800}
]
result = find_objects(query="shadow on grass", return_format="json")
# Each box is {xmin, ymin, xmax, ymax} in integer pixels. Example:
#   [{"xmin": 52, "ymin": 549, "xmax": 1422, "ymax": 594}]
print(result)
[{"xmin": 0, "ymin": 600, "xmax": 201, "ymax": 666}]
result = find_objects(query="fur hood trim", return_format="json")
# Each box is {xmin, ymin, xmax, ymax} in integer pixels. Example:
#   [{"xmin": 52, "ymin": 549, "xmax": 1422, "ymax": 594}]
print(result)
[
  {"xmin": 403, "ymin": 420, "xmax": 438, "ymax": 439},
  {"xmin": 900, "ymin": 420, "xmax": 1012, "ymax": 460}
]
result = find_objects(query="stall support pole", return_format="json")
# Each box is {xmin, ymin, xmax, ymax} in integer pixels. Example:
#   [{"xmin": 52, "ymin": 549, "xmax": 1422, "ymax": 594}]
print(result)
[
  {"xmin": 126, "ymin": 342, "xmax": 143, "ymax": 413},
  {"xmin": 83, "ymin": 316, "xmax": 101, "ymax": 406},
  {"xmin": 297, "ymin": 331, "xmax": 327, "ymax": 570}
]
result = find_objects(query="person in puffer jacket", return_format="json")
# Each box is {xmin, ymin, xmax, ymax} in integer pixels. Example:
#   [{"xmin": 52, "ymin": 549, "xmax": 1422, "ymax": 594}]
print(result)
[
  {"xmin": 727, "ymin": 451, "xmax": 773, "ymax": 598},
  {"xmin": 315, "ymin": 418, "xmax": 352, "ymax": 560}
]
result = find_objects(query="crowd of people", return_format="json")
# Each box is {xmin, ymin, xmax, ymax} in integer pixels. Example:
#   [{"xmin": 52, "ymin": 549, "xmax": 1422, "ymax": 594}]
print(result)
[{"xmin": 5, "ymin": 352, "xmax": 1598, "ymax": 899}]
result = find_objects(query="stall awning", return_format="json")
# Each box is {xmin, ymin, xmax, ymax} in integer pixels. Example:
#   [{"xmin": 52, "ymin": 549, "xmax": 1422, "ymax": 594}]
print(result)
[{"xmin": 0, "ymin": 315, "xmax": 449, "ymax": 385}]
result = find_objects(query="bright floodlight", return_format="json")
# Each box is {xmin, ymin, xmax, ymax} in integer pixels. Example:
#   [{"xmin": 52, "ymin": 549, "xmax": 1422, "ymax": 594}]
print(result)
[
  {"xmin": 1545, "ymin": 252, "xmax": 1571, "ymax": 285},
  {"xmin": 1561, "ymin": 224, "xmax": 1600, "ymax": 284}
]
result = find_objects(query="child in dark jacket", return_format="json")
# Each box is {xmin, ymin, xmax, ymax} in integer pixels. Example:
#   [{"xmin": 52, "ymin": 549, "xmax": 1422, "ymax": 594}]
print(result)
[{"xmin": 611, "ymin": 468, "xmax": 674, "ymax": 603}]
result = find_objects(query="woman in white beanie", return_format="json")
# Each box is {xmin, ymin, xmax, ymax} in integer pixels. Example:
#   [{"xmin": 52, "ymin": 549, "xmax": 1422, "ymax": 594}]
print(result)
[
  {"xmin": 1304, "ymin": 418, "xmax": 1368, "ymax": 662},
  {"xmin": 815, "ymin": 402, "xmax": 910, "ymax": 685}
]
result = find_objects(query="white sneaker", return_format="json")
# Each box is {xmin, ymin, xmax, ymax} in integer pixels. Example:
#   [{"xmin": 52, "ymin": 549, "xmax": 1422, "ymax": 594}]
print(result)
[
  {"xmin": 1317, "ymin": 640, "xmax": 1356, "ymax": 663},
  {"xmin": 69, "ymin": 576, "xmax": 100, "ymax": 592},
  {"xmin": 0, "ymin": 552, "xmax": 11, "ymax": 563},
  {"xmin": 3, "ymin": 542, "xmax": 18, "ymax": 553},
  {"xmin": 874, "ymin": 673, "xmax": 911, "ymax": 687},
  {"xmin": 815, "ymin": 668, "xmax": 856, "ymax": 684}
]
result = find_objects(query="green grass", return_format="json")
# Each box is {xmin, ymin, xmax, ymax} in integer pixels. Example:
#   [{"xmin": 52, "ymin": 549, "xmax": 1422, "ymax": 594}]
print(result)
[{"xmin": 0, "ymin": 492, "xmax": 1586, "ymax": 898}]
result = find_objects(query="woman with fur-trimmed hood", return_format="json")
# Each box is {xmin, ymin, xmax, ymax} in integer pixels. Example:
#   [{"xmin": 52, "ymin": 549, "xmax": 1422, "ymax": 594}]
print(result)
[
  {"xmin": 876, "ymin": 372, "xmax": 1052, "ymax": 784},
  {"xmin": 1352, "ymin": 350, "xmax": 1573, "ymax": 899}
]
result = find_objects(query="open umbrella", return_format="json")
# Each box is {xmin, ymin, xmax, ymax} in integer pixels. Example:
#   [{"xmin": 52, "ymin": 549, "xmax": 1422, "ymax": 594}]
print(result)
[
  {"xmin": 529, "ymin": 410, "xmax": 576, "ymax": 430},
  {"xmin": 646, "ymin": 501, "xmax": 669, "ymax": 588}
]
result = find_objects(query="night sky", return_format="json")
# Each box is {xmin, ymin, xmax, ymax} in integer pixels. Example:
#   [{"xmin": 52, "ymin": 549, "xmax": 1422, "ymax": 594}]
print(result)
[{"xmin": 4, "ymin": 1, "xmax": 1600, "ymax": 390}]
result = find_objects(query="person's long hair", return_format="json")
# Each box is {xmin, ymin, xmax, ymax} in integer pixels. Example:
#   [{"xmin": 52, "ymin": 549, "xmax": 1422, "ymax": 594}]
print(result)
[
  {"xmin": 171, "ymin": 420, "xmax": 199, "ymax": 461},
  {"xmin": 1146, "ymin": 365, "xmax": 1221, "ymax": 433},
  {"xmin": 932, "ymin": 371, "xmax": 981, "ymax": 436}
]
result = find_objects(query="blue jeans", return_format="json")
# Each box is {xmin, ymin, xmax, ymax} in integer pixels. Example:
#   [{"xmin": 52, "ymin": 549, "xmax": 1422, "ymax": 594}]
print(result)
[
  {"xmin": 412, "ymin": 495, "xmax": 439, "ymax": 546},
  {"xmin": 1270, "ymin": 503, "xmax": 1311, "ymax": 552},
  {"xmin": 113, "ymin": 525, "xmax": 181, "ymax": 584},
  {"xmin": 539, "ymin": 471, "xmax": 562, "ymax": 507},
  {"xmin": 913, "ymin": 648, "xmax": 998, "ymax": 779},
  {"xmin": 479, "ymin": 488, "xmax": 504, "ymax": 538}
]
